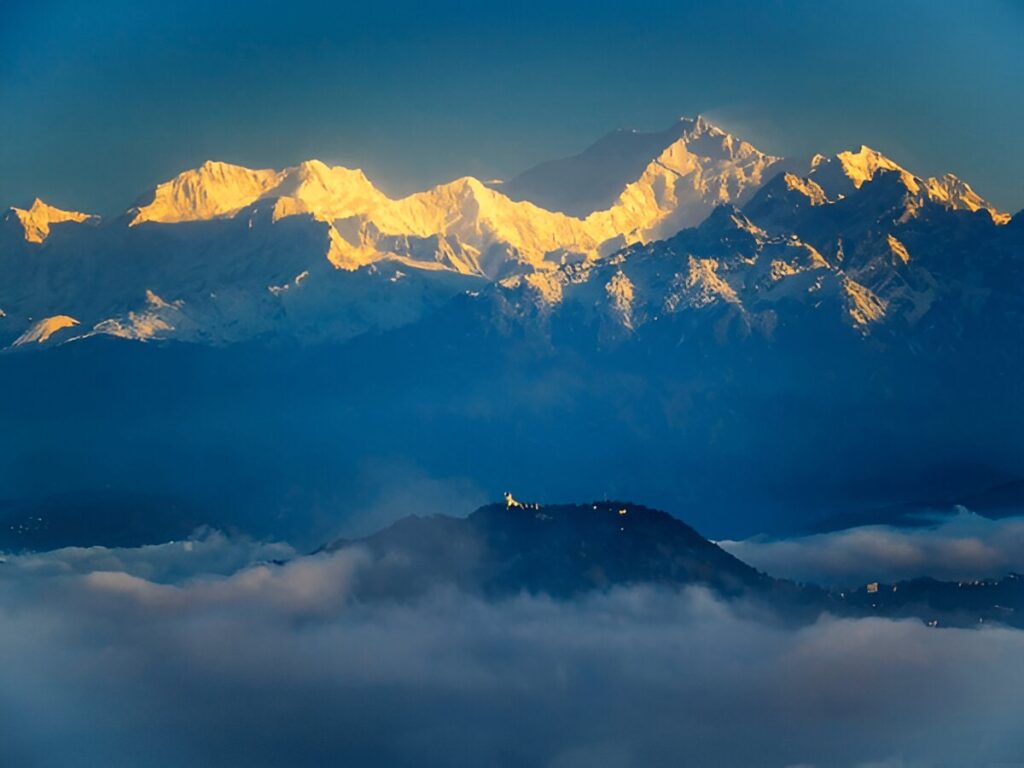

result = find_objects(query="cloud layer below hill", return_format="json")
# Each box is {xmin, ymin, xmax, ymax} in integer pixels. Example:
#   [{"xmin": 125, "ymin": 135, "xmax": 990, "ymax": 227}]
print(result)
[{"xmin": 3, "ymin": 532, "xmax": 1024, "ymax": 767}]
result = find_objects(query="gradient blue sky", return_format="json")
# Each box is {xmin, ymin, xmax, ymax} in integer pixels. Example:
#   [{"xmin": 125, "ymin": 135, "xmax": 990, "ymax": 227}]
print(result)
[{"xmin": 2, "ymin": 0, "xmax": 1022, "ymax": 215}]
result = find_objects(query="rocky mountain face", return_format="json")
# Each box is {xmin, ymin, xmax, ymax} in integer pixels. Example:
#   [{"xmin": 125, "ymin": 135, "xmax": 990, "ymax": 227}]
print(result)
[{"xmin": 492, "ymin": 168, "xmax": 1021, "ymax": 348}]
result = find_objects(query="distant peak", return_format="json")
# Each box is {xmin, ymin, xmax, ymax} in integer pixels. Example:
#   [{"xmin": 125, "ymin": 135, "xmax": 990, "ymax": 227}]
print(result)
[
  {"xmin": 805, "ymin": 147, "xmax": 1009, "ymax": 221},
  {"xmin": 679, "ymin": 114, "xmax": 727, "ymax": 138},
  {"xmin": 129, "ymin": 161, "xmax": 283, "ymax": 226},
  {"xmin": 812, "ymin": 146, "xmax": 914, "ymax": 193},
  {"xmin": 294, "ymin": 158, "xmax": 331, "ymax": 175},
  {"xmin": 924, "ymin": 173, "xmax": 1010, "ymax": 224},
  {"xmin": 8, "ymin": 198, "xmax": 97, "ymax": 243},
  {"xmin": 837, "ymin": 145, "xmax": 899, "ymax": 167},
  {"xmin": 692, "ymin": 113, "xmax": 713, "ymax": 129},
  {"xmin": 431, "ymin": 176, "xmax": 490, "ymax": 195},
  {"xmin": 195, "ymin": 159, "xmax": 257, "ymax": 176},
  {"xmin": 12, "ymin": 315, "xmax": 80, "ymax": 346}
]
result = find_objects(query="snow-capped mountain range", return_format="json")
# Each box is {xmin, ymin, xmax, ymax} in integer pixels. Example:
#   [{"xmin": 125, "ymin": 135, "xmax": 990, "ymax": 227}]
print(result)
[
  {"xmin": 0, "ymin": 115, "xmax": 1017, "ymax": 349},
  {"xmin": 3, "ymin": 116, "xmax": 1022, "ymax": 540}
]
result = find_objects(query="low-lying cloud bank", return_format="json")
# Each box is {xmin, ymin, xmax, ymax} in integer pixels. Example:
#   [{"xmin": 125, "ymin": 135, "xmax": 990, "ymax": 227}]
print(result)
[
  {"xmin": 720, "ymin": 509, "xmax": 1024, "ymax": 587},
  {"xmin": 1, "ymin": 528, "xmax": 295, "ymax": 582},
  {"xmin": 2, "ymin": 534, "xmax": 1024, "ymax": 767}
]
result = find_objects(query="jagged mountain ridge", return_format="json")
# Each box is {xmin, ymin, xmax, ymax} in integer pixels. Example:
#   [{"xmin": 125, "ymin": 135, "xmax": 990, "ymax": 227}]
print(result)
[
  {"xmin": 0, "ymin": 207, "xmax": 482, "ymax": 347},
  {"xmin": 490, "ymin": 169, "xmax": 1021, "ymax": 345},
  {"xmin": 496, "ymin": 115, "xmax": 783, "ymax": 221},
  {"xmin": 1, "ymin": 116, "xmax": 1012, "ymax": 349}
]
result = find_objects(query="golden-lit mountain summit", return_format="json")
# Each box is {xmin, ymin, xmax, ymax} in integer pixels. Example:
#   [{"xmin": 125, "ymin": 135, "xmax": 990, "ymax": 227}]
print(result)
[
  {"xmin": 806, "ymin": 147, "xmax": 1008, "ymax": 223},
  {"xmin": 117, "ymin": 117, "xmax": 796, "ymax": 278},
  {"xmin": 128, "ymin": 161, "xmax": 285, "ymax": 225},
  {"xmin": 7, "ymin": 198, "xmax": 97, "ymax": 243}
]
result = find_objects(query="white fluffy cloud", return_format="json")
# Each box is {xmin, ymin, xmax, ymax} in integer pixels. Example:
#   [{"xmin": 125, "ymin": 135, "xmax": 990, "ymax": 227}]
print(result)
[
  {"xmin": 720, "ymin": 510, "xmax": 1024, "ymax": 586},
  {"xmin": 2, "ymin": 536, "xmax": 1024, "ymax": 767},
  {"xmin": 1, "ymin": 528, "xmax": 295, "ymax": 582}
]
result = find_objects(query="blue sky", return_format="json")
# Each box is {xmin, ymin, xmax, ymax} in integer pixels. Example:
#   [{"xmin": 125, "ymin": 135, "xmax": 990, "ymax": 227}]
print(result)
[{"xmin": 2, "ymin": 0, "xmax": 1022, "ymax": 214}]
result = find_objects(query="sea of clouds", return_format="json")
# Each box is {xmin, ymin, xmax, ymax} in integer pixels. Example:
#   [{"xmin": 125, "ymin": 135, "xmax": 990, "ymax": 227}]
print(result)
[
  {"xmin": 3, "ymin": 518, "xmax": 1024, "ymax": 768},
  {"xmin": 720, "ymin": 508, "xmax": 1024, "ymax": 586}
]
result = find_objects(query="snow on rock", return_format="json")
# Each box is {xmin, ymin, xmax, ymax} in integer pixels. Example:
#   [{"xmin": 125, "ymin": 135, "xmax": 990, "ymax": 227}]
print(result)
[
  {"xmin": 887, "ymin": 234, "xmax": 911, "ymax": 265},
  {"xmin": 502, "ymin": 115, "xmax": 782, "ymax": 223},
  {"xmin": 374, "ymin": 176, "xmax": 603, "ymax": 277},
  {"xmin": 129, "ymin": 161, "xmax": 284, "ymax": 225},
  {"xmin": 806, "ymin": 147, "xmax": 1008, "ymax": 222},
  {"xmin": 523, "ymin": 272, "xmax": 565, "ymax": 305},
  {"xmin": 90, "ymin": 290, "xmax": 188, "ymax": 342},
  {"xmin": 265, "ymin": 161, "xmax": 388, "ymax": 223},
  {"xmin": 129, "ymin": 163, "xmax": 603, "ymax": 277},
  {"xmin": 118, "ymin": 116, "xmax": 782, "ymax": 279},
  {"xmin": 8, "ymin": 199, "xmax": 97, "ymax": 243},
  {"xmin": 841, "ymin": 277, "xmax": 888, "ymax": 329},
  {"xmin": 925, "ymin": 174, "xmax": 1011, "ymax": 224},
  {"xmin": 582, "ymin": 116, "xmax": 783, "ymax": 242},
  {"xmin": 680, "ymin": 256, "xmax": 741, "ymax": 310},
  {"xmin": 836, "ymin": 146, "xmax": 915, "ymax": 190},
  {"xmin": 604, "ymin": 270, "xmax": 636, "ymax": 330},
  {"xmin": 782, "ymin": 173, "xmax": 828, "ymax": 205},
  {"xmin": 13, "ymin": 315, "xmax": 80, "ymax": 346},
  {"xmin": 111, "ymin": 118, "xmax": 1006, "ymax": 295},
  {"xmin": 5, "ymin": 116, "xmax": 1017, "ymax": 349}
]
